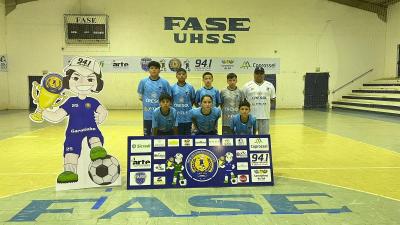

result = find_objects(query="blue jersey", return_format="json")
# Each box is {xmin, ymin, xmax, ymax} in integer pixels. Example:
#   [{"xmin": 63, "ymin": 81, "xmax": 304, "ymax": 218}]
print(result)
[
  {"xmin": 171, "ymin": 83, "xmax": 195, "ymax": 123},
  {"xmin": 190, "ymin": 107, "xmax": 221, "ymax": 133},
  {"xmin": 137, "ymin": 77, "xmax": 171, "ymax": 120},
  {"xmin": 152, "ymin": 107, "xmax": 178, "ymax": 132},
  {"xmin": 230, "ymin": 114, "xmax": 257, "ymax": 135},
  {"xmin": 60, "ymin": 97, "xmax": 101, "ymax": 135},
  {"xmin": 195, "ymin": 87, "xmax": 221, "ymax": 107}
]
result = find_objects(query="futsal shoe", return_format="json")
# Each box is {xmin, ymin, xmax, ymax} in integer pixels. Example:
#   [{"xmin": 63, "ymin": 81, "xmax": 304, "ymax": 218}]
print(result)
[
  {"xmin": 231, "ymin": 176, "xmax": 238, "ymax": 185},
  {"xmin": 57, "ymin": 171, "xmax": 78, "ymax": 183},
  {"xmin": 90, "ymin": 146, "xmax": 107, "ymax": 161}
]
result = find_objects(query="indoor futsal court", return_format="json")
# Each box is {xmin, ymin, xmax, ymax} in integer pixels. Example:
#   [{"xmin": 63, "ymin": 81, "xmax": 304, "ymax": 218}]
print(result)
[{"xmin": 1, "ymin": 0, "xmax": 400, "ymax": 225}]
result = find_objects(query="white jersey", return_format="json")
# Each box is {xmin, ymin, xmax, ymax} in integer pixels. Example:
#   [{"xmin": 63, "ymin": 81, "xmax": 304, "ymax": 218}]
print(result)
[{"xmin": 242, "ymin": 80, "xmax": 276, "ymax": 119}]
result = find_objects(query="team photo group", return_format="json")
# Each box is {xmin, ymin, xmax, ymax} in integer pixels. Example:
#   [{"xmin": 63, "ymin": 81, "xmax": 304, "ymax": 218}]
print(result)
[{"xmin": 138, "ymin": 60, "xmax": 276, "ymax": 137}]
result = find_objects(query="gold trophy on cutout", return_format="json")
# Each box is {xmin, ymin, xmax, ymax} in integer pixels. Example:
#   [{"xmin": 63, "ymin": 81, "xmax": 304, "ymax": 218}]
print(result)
[{"xmin": 29, "ymin": 73, "xmax": 69, "ymax": 123}]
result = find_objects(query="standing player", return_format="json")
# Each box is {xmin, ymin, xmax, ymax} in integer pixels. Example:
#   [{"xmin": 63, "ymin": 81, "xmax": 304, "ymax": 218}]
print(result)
[
  {"xmin": 152, "ymin": 93, "xmax": 178, "ymax": 136},
  {"xmin": 171, "ymin": 68, "xmax": 195, "ymax": 135},
  {"xmin": 190, "ymin": 95, "xmax": 221, "ymax": 135},
  {"xmin": 243, "ymin": 67, "xmax": 276, "ymax": 134},
  {"xmin": 137, "ymin": 61, "xmax": 171, "ymax": 136},
  {"xmin": 42, "ymin": 56, "xmax": 108, "ymax": 183},
  {"xmin": 220, "ymin": 73, "xmax": 244, "ymax": 135},
  {"xmin": 230, "ymin": 100, "xmax": 257, "ymax": 135},
  {"xmin": 195, "ymin": 72, "xmax": 221, "ymax": 107}
]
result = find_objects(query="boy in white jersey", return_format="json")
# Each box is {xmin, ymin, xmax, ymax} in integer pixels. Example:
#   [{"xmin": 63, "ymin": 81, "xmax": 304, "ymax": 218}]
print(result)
[
  {"xmin": 220, "ymin": 73, "xmax": 244, "ymax": 135},
  {"xmin": 242, "ymin": 67, "xmax": 276, "ymax": 134}
]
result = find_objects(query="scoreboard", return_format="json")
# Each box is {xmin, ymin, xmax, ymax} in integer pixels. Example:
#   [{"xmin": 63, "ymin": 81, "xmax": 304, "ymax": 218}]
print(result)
[
  {"xmin": 127, "ymin": 135, "xmax": 274, "ymax": 189},
  {"xmin": 64, "ymin": 14, "xmax": 109, "ymax": 44}
]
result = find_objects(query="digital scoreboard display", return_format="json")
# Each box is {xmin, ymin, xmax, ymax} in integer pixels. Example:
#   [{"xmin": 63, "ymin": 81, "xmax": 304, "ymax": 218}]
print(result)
[{"xmin": 64, "ymin": 14, "xmax": 108, "ymax": 44}]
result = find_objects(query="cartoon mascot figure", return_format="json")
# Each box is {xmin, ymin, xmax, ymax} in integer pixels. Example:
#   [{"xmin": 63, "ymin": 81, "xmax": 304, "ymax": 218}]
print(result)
[
  {"xmin": 167, "ymin": 153, "xmax": 187, "ymax": 186},
  {"xmin": 42, "ymin": 56, "xmax": 108, "ymax": 183},
  {"xmin": 219, "ymin": 152, "xmax": 237, "ymax": 184}
]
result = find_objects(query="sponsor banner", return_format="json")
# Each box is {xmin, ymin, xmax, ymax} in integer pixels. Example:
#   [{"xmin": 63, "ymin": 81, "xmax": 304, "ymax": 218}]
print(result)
[
  {"xmin": 64, "ymin": 56, "xmax": 280, "ymax": 74},
  {"xmin": 0, "ymin": 55, "xmax": 7, "ymax": 72},
  {"xmin": 128, "ymin": 135, "xmax": 273, "ymax": 189}
]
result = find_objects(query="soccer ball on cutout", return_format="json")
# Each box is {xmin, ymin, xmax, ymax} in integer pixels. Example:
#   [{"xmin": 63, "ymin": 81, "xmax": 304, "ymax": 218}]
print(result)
[
  {"xmin": 179, "ymin": 179, "xmax": 187, "ymax": 186},
  {"xmin": 88, "ymin": 155, "xmax": 120, "ymax": 185}
]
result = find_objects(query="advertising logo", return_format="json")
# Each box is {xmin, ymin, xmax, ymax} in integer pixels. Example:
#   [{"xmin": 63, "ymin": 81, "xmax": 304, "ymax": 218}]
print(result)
[
  {"xmin": 130, "ymin": 171, "xmax": 151, "ymax": 186},
  {"xmin": 238, "ymin": 174, "xmax": 249, "ymax": 183},
  {"xmin": 182, "ymin": 138, "xmax": 193, "ymax": 147},
  {"xmin": 168, "ymin": 139, "xmax": 180, "ymax": 147},
  {"xmin": 250, "ymin": 153, "xmax": 270, "ymax": 167},
  {"xmin": 249, "ymin": 138, "xmax": 269, "ymax": 151},
  {"xmin": 221, "ymin": 59, "xmax": 235, "ymax": 70},
  {"xmin": 236, "ymin": 162, "xmax": 249, "ymax": 171},
  {"xmin": 130, "ymin": 139, "xmax": 152, "ymax": 153},
  {"xmin": 130, "ymin": 155, "xmax": 152, "ymax": 169},
  {"xmin": 236, "ymin": 150, "xmax": 248, "ymax": 158},
  {"xmin": 154, "ymin": 139, "xmax": 166, "ymax": 147},
  {"xmin": 208, "ymin": 138, "xmax": 221, "ymax": 146},
  {"xmin": 153, "ymin": 176, "xmax": 166, "ymax": 185},
  {"xmin": 154, "ymin": 151, "xmax": 166, "ymax": 160},
  {"xmin": 154, "ymin": 163, "xmax": 166, "ymax": 172},
  {"xmin": 195, "ymin": 138, "xmax": 207, "ymax": 146},
  {"xmin": 251, "ymin": 169, "xmax": 271, "ymax": 183},
  {"xmin": 193, "ymin": 58, "xmax": 213, "ymax": 72},
  {"xmin": 185, "ymin": 149, "xmax": 218, "ymax": 182},
  {"xmin": 222, "ymin": 138, "xmax": 234, "ymax": 146},
  {"xmin": 235, "ymin": 138, "xmax": 247, "ymax": 146},
  {"xmin": 140, "ymin": 57, "xmax": 152, "ymax": 71}
]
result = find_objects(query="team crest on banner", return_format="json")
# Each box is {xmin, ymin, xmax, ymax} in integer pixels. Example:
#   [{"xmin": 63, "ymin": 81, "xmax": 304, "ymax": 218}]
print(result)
[{"xmin": 185, "ymin": 149, "xmax": 218, "ymax": 182}]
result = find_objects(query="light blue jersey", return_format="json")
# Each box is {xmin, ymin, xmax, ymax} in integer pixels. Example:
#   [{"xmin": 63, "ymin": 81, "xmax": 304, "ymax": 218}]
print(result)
[
  {"xmin": 152, "ymin": 107, "xmax": 178, "ymax": 132},
  {"xmin": 171, "ymin": 83, "xmax": 195, "ymax": 123},
  {"xmin": 195, "ymin": 87, "xmax": 221, "ymax": 107},
  {"xmin": 230, "ymin": 114, "xmax": 257, "ymax": 135},
  {"xmin": 137, "ymin": 77, "xmax": 171, "ymax": 120},
  {"xmin": 190, "ymin": 107, "xmax": 221, "ymax": 133}
]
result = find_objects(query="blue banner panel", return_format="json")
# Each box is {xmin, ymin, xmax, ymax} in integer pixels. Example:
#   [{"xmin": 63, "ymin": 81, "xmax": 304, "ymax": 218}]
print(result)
[{"xmin": 127, "ymin": 135, "xmax": 274, "ymax": 189}]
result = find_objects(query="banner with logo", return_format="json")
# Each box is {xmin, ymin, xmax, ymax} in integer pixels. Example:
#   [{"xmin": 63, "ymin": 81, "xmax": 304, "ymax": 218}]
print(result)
[
  {"xmin": 127, "ymin": 135, "xmax": 274, "ymax": 189},
  {"xmin": 0, "ymin": 55, "xmax": 7, "ymax": 72},
  {"xmin": 64, "ymin": 56, "xmax": 280, "ymax": 74}
]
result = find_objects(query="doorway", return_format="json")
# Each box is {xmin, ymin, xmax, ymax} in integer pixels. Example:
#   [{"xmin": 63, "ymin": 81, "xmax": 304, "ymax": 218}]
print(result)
[{"xmin": 304, "ymin": 73, "xmax": 329, "ymax": 109}]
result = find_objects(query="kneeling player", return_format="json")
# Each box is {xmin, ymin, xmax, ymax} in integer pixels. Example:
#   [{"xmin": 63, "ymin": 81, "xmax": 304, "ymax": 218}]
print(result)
[
  {"xmin": 152, "ymin": 93, "xmax": 178, "ymax": 136},
  {"xmin": 190, "ymin": 95, "xmax": 221, "ymax": 135},
  {"xmin": 230, "ymin": 100, "xmax": 257, "ymax": 135}
]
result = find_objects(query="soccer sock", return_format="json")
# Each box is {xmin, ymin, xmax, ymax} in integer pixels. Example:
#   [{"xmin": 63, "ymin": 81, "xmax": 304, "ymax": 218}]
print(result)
[{"xmin": 65, "ymin": 163, "xmax": 77, "ymax": 174}]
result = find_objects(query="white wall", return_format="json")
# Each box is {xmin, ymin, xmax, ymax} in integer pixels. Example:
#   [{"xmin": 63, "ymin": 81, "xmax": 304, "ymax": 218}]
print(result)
[
  {"xmin": 385, "ymin": 2, "xmax": 400, "ymax": 78},
  {"xmin": 3, "ymin": 0, "xmax": 388, "ymax": 109},
  {"xmin": 0, "ymin": 0, "xmax": 8, "ymax": 109}
]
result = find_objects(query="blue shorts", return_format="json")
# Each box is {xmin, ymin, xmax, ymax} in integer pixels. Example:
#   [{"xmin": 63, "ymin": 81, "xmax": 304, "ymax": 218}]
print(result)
[
  {"xmin": 63, "ymin": 131, "xmax": 104, "ymax": 156},
  {"xmin": 178, "ymin": 122, "xmax": 192, "ymax": 135},
  {"xmin": 222, "ymin": 126, "xmax": 234, "ymax": 135},
  {"xmin": 157, "ymin": 130, "xmax": 174, "ymax": 136},
  {"xmin": 196, "ymin": 130, "xmax": 217, "ymax": 135}
]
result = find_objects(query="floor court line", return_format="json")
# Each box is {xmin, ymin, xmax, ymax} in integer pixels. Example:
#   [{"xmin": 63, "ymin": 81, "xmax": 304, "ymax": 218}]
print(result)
[{"xmin": 278, "ymin": 175, "xmax": 400, "ymax": 202}]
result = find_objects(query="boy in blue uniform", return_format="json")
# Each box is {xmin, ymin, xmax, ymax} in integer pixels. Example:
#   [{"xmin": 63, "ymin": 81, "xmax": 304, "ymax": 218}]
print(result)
[
  {"xmin": 230, "ymin": 100, "xmax": 257, "ymax": 135},
  {"xmin": 152, "ymin": 93, "xmax": 178, "ymax": 136},
  {"xmin": 190, "ymin": 95, "xmax": 221, "ymax": 135},
  {"xmin": 137, "ymin": 61, "xmax": 171, "ymax": 136},
  {"xmin": 171, "ymin": 68, "xmax": 195, "ymax": 135},
  {"xmin": 42, "ymin": 56, "xmax": 108, "ymax": 183},
  {"xmin": 195, "ymin": 72, "xmax": 221, "ymax": 107}
]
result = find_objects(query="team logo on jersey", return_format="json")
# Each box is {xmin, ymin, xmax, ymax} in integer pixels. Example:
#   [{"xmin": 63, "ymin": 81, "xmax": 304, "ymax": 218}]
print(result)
[
  {"xmin": 185, "ymin": 149, "xmax": 218, "ymax": 182},
  {"xmin": 151, "ymin": 92, "xmax": 158, "ymax": 99},
  {"xmin": 179, "ymin": 96, "xmax": 185, "ymax": 103},
  {"xmin": 169, "ymin": 58, "xmax": 182, "ymax": 72},
  {"xmin": 140, "ymin": 57, "xmax": 152, "ymax": 71},
  {"xmin": 85, "ymin": 103, "xmax": 91, "ymax": 109}
]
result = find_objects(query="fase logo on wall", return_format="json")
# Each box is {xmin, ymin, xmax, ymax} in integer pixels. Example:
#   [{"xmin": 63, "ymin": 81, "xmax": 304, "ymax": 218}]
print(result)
[{"xmin": 164, "ymin": 17, "xmax": 250, "ymax": 44}]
